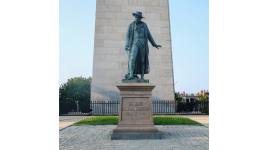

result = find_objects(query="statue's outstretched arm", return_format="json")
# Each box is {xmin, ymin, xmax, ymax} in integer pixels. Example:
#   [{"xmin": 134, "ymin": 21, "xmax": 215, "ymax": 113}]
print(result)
[{"xmin": 147, "ymin": 25, "xmax": 161, "ymax": 49}]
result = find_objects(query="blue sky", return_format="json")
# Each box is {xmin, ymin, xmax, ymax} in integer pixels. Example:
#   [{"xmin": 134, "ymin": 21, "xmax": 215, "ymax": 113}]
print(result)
[{"xmin": 59, "ymin": 0, "xmax": 209, "ymax": 94}]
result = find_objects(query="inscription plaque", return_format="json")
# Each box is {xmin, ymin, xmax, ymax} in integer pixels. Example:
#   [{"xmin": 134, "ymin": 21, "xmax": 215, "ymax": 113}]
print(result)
[
  {"xmin": 129, "ymin": 102, "xmax": 143, "ymax": 106},
  {"xmin": 126, "ymin": 112, "xmax": 146, "ymax": 116},
  {"xmin": 121, "ymin": 97, "xmax": 150, "ymax": 121},
  {"xmin": 122, "ymin": 107, "xmax": 150, "ymax": 111}
]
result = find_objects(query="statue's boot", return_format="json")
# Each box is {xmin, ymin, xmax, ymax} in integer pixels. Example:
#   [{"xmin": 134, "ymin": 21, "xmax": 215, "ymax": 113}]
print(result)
[
  {"xmin": 141, "ymin": 70, "xmax": 144, "ymax": 80},
  {"xmin": 127, "ymin": 76, "xmax": 134, "ymax": 80},
  {"xmin": 141, "ymin": 63, "xmax": 145, "ymax": 80}
]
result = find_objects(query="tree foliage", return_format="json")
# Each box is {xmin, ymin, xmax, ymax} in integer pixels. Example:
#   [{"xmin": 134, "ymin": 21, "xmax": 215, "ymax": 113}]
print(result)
[
  {"xmin": 175, "ymin": 92, "xmax": 182, "ymax": 102},
  {"xmin": 198, "ymin": 93, "xmax": 208, "ymax": 101},
  {"xmin": 198, "ymin": 94, "xmax": 209, "ymax": 113},
  {"xmin": 59, "ymin": 76, "xmax": 92, "ymax": 102}
]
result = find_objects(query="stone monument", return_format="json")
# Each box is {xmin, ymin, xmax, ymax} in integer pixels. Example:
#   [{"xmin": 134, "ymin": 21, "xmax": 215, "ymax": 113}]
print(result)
[
  {"xmin": 91, "ymin": 0, "xmax": 174, "ymax": 102},
  {"xmin": 111, "ymin": 11, "xmax": 161, "ymax": 140},
  {"xmin": 111, "ymin": 83, "xmax": 161, "ymax": 140}
]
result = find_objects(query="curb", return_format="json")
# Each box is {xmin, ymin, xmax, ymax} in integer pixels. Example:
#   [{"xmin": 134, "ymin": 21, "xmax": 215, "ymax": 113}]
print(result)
[
  {"xmin": 202, "ymin": 124, "xmax": 209, "ymax": 128},
  {"xmin": 59, "ymin": 125, "xmax": 72, "ymax": 131}
]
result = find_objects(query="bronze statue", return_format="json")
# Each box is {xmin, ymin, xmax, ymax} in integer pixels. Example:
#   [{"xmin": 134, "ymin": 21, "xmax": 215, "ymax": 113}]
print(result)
[{"xmin": 125, "ymin": 11, "xmax": 161, "ymax": 80}]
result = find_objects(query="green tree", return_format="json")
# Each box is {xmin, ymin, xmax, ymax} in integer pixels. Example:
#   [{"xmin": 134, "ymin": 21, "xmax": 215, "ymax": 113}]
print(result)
[
  {"xmin": 59, "ymin": 76, "xmax": 92, "ymax": 102},
  {"xmin": 197, "ymin": 93, "xmax": 209, "ymax": 113},
  {"xmin": 198, "ymin": 93, "xmax": 208, "ymax": 101},
  {"xmin": 175, "ymin": 92, "xmax": 182, "ymax": 102}
]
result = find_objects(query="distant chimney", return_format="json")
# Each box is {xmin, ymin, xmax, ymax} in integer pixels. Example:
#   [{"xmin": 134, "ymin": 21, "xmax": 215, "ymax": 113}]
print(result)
[
  {"xmin": 197, "ymin": 92, "xmax": 199, "ymax": 95},
  {"xmin": 201, "ymin": 90, "xmax": 203, "ymax": 94},
  {"xmin": 183, "ymin": 91, "xmax": 185, "ymax": 96}
]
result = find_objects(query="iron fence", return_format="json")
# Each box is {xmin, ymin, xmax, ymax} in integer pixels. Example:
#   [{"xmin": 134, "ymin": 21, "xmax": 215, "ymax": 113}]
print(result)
[
  {"xmin": 153, "ymin": 100, "xmax": 209, "ymax": 114},
  {"xmin": 59, "ymin": 101, "xmax": 77, "ymax": 115},
  {"xmin": 90, "ymin": 101, "xmax": 119, "ymax": 115},
  {"xmin": 59, "ymin": 100, "xmax": 209, "ymax": 116}
]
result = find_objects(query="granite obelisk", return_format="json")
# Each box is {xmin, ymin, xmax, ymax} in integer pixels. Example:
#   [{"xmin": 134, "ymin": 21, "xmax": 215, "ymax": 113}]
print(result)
[{"xmin": 91, "ymin": 0, "xmax": 174, "ymax": 102}]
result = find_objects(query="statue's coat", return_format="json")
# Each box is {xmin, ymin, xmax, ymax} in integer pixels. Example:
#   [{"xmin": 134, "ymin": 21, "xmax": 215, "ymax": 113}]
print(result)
[{"xmin": 125, "ymin": 21, "xmax": 157, "ymax": 74}]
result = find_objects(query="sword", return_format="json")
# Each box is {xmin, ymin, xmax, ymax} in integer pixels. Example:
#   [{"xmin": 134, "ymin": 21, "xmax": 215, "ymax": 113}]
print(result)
[
  {"xmin": 127, "ymin": 50, "xmax": 129, "ymax": 59},
  {"xmin": 126, "ymin": 48, "xmax": 130, "ymax": 76}
]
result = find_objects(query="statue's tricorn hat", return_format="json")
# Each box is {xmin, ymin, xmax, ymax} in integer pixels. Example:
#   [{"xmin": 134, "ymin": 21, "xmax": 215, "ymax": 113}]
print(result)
[{"xmin": 132, "ymin": 11, "xmax": 145, "ymax": 18}]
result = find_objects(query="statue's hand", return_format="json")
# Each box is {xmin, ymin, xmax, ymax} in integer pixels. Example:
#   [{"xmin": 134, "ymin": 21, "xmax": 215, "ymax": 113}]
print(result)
[
  {"xmin": 125, "ymin": 47, "xmax": 129, "ymax": 51},
  {"xmin": 155, "ymin": 45, "xmax": 162, "ymax": 49}
]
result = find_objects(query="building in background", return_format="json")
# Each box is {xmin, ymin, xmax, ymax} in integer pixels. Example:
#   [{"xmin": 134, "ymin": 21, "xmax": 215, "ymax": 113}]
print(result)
[{"xmin": 178, "ymin": 90, "xmax": 209, "ymax": 102}]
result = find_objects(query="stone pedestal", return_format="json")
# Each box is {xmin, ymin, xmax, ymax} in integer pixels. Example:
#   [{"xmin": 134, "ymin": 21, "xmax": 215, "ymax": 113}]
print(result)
[{"xmin": 111, "ymin": 83, "xmax": 161, "ymax": 140}]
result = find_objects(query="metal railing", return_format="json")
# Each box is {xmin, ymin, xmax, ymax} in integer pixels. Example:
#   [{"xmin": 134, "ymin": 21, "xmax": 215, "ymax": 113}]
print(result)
[{"xmin": 59, "ymin": 100, "xmax": 209, "ymax": 116}]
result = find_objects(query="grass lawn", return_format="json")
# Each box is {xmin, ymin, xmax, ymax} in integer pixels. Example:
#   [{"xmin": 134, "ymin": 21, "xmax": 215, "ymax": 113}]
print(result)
[{"xmin": 73, "ymin": 116, "xmax": 202, "ymax": 126}]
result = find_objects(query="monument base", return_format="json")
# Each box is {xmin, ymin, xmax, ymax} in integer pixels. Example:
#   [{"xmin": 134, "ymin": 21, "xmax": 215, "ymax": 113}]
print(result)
[
  {"xmin": 112, "ymin": 83, "xmax": 159, "ymax": 139},
  {"xmin": 111, "ymin": 132, "xmax": 161, "ymax": 140},
  {"xmin": 121, "ymin": 78, "xmax": 149, "ymax": 83},
  {"xmin": 113, "ymin": 126, "xmax": 159, "ymax": 132}
]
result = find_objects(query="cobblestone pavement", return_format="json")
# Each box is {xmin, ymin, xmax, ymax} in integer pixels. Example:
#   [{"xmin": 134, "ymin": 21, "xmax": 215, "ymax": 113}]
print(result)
[{"xmin": 59, "ymin": 125, "xmax": 208, "ymax": 150}]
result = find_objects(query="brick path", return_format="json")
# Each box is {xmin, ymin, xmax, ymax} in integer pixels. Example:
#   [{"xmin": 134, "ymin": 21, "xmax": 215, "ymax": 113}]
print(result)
[{"xmin": 59, "ymin": 125, "xmax": 209, "ymax": 150}]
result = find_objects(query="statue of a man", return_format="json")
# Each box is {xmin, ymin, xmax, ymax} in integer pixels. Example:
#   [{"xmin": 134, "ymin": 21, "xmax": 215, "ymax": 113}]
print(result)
[{"xmin": 125, "ymin": 11, "xmax": 161, "ymax": 80}]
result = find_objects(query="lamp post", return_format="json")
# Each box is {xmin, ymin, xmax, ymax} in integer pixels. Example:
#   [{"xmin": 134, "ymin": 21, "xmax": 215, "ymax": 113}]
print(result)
[{"xmin": 174, "ymin": 81, "xmax": 178, "ymax": 95}]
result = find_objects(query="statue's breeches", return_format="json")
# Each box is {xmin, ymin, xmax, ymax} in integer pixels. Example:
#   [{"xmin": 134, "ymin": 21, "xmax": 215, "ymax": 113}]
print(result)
[{"xmin": 129, "ymin": 41, "xmax": 146, "ymax": 73}]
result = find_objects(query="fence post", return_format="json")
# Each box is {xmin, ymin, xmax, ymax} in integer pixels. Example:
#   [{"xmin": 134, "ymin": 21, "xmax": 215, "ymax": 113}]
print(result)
[
  {"xmin": 166, "ymin": 100, "xmax": 168, "ymax": 114},
  {"xmin": 90, "ymin": 101, "xmax": 92, "ymax": 115},
  {"xmin": 117, "ymin": 101, "xmax": 119, "ymax": 115},
  {"xmin": 156, "ymin": 100, "xmax": 158, "ymax": 114},
  {"xmin": 208, "ymin": 101, "xmax": 209, "ymax": 114},
  {"xmin": 59, "ymin": 102, "xmax": 60, "ymax": 115},
  {"xmin": 102, "ymin": 101, "xmax": 104, "ymax": 116},
  {"xmin": 168, "ymin": 100, "xmax": 170, "ymax": 114},
  {"xmin": 76, "ymin": 101, "xmax": 79, "ymax": 113}
]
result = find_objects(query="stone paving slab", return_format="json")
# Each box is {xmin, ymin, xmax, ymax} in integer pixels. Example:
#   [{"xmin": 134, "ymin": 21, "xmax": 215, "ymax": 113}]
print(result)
[{"xmin": 59, "ymin": 125, "xmax": 209, "ymax": 150}]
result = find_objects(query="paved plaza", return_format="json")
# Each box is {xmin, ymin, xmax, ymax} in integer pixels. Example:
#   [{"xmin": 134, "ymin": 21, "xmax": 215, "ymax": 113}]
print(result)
[{"xmin": 59, "ymin": 125, "xmax": 209, "ymax": 150}]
